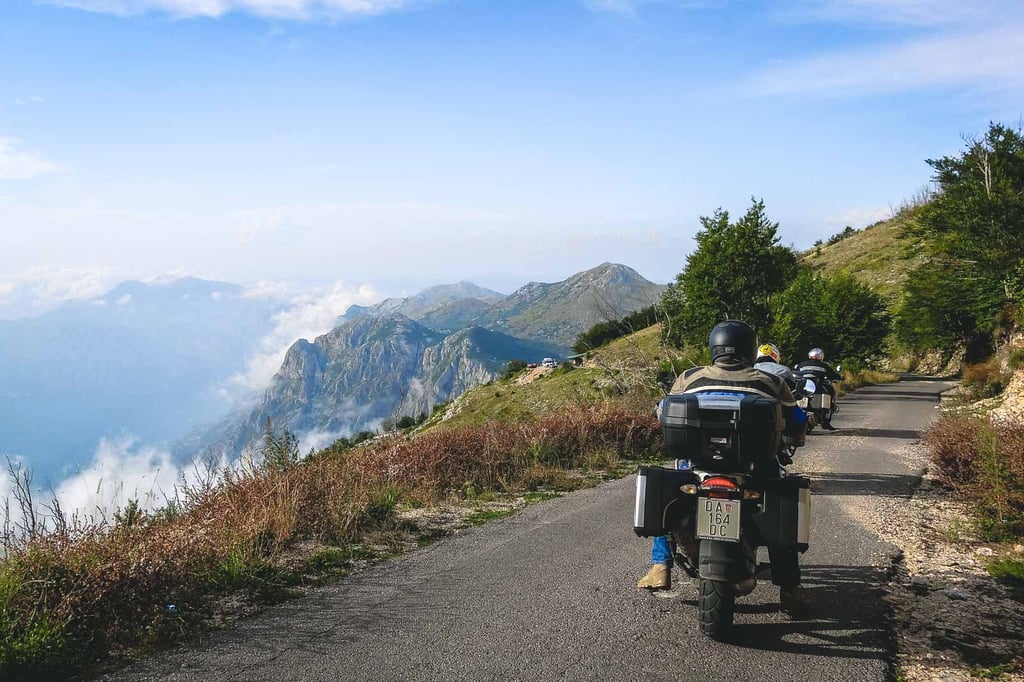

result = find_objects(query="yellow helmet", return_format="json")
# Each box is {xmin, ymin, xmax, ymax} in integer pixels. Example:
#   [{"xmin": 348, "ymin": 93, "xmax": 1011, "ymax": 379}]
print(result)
[{"xmin": 757, "ymin": 343, "xmax": 781, "ymax": 363}]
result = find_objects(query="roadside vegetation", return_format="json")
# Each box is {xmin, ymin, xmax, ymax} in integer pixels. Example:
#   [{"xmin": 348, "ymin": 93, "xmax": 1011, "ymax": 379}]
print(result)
[
  {"xmin": 0, "ymin": 406, "xmax": 659, "ymax": 679},
  {"xmin": 912, "ymin": 123, "xmax": 1024, "ymax": 676}
]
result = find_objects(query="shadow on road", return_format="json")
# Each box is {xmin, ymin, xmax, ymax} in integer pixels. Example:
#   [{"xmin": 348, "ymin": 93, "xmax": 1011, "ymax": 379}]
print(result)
[
  {"xmin": 730, "ymin": 565, "xmax": 892, "ymax": 662},
  {"xmin": 898, "ymin": 374, "xmax": 959, "ymax": 382},
  {"xmin": 843, "ymin": 387, "xmax": 940, "ymax": 400},
  {"xmin": 807, "ymin": 472, "xmax": 921, "ymax": 497},
  {"xmin": 822, "ymin": 427, "xmax": 921, "ymax": 440}
]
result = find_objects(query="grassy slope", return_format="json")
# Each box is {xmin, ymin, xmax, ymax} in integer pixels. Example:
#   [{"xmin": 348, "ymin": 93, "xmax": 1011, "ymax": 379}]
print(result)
[
  {"xmin": 799, "ymin": 208, "xmax": 928, "ymax": 302},
  {"xmin": 424, "ymin": 325, "xmax": 682, "ymax": 430}
]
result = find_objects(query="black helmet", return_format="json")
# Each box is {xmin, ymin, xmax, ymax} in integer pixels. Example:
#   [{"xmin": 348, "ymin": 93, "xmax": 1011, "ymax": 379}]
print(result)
[{"xmin": 709, "ymin": 320, "xmax": 757, "ymax": 364}]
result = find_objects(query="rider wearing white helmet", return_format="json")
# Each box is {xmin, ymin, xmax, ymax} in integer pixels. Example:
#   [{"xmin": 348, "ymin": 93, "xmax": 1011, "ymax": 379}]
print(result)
[{"xmin": 794, "ymin": 348, "xmax": 842, "ymax": 429}]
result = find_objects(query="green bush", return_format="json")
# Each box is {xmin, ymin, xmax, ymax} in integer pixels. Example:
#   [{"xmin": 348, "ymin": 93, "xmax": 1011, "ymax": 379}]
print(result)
[
  {"xmin": 770, "ymin": 269, "xmax": 891, "ymax": 365},
  {"xmin": 573, "ymin": 305, "xmax": 661, "ymax": 353},
  {"xmin": 502, "ymin": 360, "xmax": 528, "ymax": 380}
]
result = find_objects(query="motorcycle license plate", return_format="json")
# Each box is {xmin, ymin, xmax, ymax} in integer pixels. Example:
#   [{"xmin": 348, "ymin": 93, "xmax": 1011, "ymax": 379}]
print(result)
[{"xmin": 696, "ymin": 496, "xmax": 741, "ymax": 542}]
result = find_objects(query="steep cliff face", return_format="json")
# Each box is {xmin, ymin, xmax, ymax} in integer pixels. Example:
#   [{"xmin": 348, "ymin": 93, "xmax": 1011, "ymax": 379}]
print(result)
[{"xmin": 211, "ymin": 315, "xmax": 559, "ymax": 454}]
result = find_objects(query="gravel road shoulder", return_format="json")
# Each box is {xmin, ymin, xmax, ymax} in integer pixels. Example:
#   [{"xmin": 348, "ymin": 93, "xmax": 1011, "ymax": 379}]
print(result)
[{"xmin": 849, "ymin": 439, "xmax": 1024, "ymax": 681}]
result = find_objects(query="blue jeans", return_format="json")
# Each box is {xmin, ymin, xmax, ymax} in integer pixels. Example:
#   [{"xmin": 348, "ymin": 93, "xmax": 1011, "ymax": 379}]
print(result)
[
  {"xmin": 650, "ymin": 458, "xmax": 690, "ymax": 566},
  {"xmin": 651, "ymin": 535, "xmax": 672, "ymax": 565}
]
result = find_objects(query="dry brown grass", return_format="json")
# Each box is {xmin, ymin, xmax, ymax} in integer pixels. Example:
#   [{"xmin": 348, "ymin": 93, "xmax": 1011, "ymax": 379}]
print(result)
[
  {"xmin": 0, "ymin": 405, "xmax": 658, "ymax": 679},
  {"xmin": 924, "ymin": 415, "xmax": 1024, "ymax": 541},
  {"xmin": 836, "ymin": 369, "xmax": 900, "ymax": 396}
]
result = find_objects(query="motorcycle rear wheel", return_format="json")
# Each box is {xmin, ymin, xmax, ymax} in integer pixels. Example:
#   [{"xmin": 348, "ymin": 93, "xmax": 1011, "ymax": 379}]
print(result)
[{"xmin": 698, "ymin": 578, "xmax": 734, "ymax": 640}]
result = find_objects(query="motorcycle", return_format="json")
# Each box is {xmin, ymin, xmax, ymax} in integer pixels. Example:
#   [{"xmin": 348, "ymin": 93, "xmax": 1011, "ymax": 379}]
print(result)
[
  {"xmin": 636, "ymin": 392, "xmax": 810, "ymax": 640},
  {"xmin": 793, "ymin": 371, "xmax": 836, "ymax": 432},
  {"xmin": 792, "ymin": 376, "xmax": 818, "ymax": 432}
]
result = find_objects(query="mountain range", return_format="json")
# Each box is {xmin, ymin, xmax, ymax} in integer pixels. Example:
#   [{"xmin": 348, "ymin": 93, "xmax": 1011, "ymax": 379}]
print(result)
[
  {"xmin": 0, "ymin": 264, "xmax": 663, "ymax": 476},
  {"xmin": 196, "ymin": 263, "xmax": 664, "ymax": 455}
]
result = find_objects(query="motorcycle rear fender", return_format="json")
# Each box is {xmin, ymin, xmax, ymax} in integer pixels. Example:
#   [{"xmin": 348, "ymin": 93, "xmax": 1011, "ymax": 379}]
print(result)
[{"xmin": 698, "ymin": 539, "xmax": 742, "ymax": 581}]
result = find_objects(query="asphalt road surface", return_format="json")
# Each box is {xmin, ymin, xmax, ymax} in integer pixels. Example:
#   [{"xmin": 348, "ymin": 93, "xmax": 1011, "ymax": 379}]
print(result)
[{"xmin": 104, "ymin": 378, "xmax": 954, "ymax": 682}]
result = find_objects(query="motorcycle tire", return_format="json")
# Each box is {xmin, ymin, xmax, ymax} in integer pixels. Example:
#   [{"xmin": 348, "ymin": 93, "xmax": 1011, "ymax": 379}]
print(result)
[{"xmin": 698, "ymin": 578, "xmax": 734, "ymax": 640}]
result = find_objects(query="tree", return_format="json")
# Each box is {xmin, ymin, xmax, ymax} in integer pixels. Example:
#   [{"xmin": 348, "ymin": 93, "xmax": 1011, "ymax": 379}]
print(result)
[
  {"xmin": 572, "ymin": 304, "xmax": 660, "ymax": 353},
  {"xmin": 893, "ymin": 257, "xmax": 1004, "ymax": 357},
  {"xmin": 770, "ymin": 270, "xmax": 890, "ymax": 365},
  {"xmin": 915, "ymin": 123, "xmax": 1024, "ymax": 301},
  {"xmin": 502, "ymin": 360, "xmax": 528, "ymax": 380},
  {"xmin": 662, "ymin": 199, "xmax": 798, "ymax": 347}
]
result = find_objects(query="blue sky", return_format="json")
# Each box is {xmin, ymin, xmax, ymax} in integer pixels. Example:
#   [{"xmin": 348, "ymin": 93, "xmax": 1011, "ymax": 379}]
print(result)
[{"xmin": 2, "ymin": 0, "xmax": 1023, "ymax": 310}]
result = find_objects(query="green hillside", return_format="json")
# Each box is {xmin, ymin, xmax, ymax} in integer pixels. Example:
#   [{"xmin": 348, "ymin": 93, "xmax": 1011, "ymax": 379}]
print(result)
[
  {"xmin": 800, "ymin": 208, "xmax": 930, "ymax": 301},
  {"xmin": 423, "ymin": 324, "xmax": 693, "ymax": 430}
]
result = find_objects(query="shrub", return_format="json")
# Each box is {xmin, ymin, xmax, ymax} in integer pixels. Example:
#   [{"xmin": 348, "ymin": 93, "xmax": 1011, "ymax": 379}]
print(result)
[
  {"xmin": 502, "ymin": 360, "xmax": 528, "ymax": 380},
  {"xmin": 924, "ymin": 415, "xmax": 1024, "ymax": 539},
  {"xmin": 962, "ymin": 359, "xmax": 1007, "ymax": 400},
  {"xmin": 924, "ymin": 415, "xmax": 985, "ymax": 488},
  {"xmin": 573, "ymin": 305, "xmax": 660, "ymax": 353}
]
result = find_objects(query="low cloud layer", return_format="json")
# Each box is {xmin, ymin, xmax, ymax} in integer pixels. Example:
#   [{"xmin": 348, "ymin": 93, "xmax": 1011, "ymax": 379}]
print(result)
[
  {"xmin": 0, "ymin": 265, "xmax": 128, "ymax": 319},
  {"xmin": 52, "ymin": 436, "xmax": 197, "ymax": 518},
  {"xmin": 229, "ymin": 280, "xmax": 381, "ymax": 392}
]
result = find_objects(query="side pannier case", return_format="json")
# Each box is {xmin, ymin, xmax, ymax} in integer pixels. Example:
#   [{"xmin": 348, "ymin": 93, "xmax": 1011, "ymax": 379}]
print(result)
[
  {"xmin": 659, "ymin": 392, "xmax": 783, "ymax": 473},
  {"xmin": 809, "ymin": 392, "xmax": 832, "ymax": 410},
  {"xmin": 633, "ymin": 465, "xmax": 698, "ymax": 537},
  {"xmin": 750, "ymin": 476, "xmax": 811, "ymax": 552}
]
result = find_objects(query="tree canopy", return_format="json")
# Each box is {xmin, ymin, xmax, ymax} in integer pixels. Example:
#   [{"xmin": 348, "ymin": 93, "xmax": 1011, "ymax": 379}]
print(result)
[
  {"xmin": 894, "ymin": 122, "xmax": 1024, "ymax": 354},
  {"xmin": 661, "ymin": 199, "xmax": 798, "ymax": 347},
  {"xmin": 917, "ymin": 123, "xmax": 1024, "ymax": 301},
  {"xmin": 770, "ymin": 270, "xmax": 891, "ymax": 365}
]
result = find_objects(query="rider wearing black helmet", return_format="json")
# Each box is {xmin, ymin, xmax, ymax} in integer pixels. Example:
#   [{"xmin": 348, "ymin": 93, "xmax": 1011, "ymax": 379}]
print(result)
[{"xmin": 638, "ymin": 320, "xmax": 807, "ymax": 614}]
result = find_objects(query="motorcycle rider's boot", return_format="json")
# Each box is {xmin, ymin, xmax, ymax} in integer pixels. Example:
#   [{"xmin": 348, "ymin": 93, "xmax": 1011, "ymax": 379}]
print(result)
[
  {"xmin": 822, "ymin": 421, "xmax": 836, "ymax": 431},
  {"xmin": 733, "ymin": 576, "xmax": 757, "ymax": 596},
  {"xmin": 637, "ymin": 563, "xmax": 671, "ymax": 590},
  {"xmin": 779, "ymin": 584, "xmax": 806, "ymax": 617},
  {"xmin": 734, "ymin": 543, "xmax": 758, "ymax": 595}
]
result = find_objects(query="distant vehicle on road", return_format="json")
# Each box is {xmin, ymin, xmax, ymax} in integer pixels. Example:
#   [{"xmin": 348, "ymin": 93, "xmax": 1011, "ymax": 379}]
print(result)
[{"xmin": 541, "ymin": 358, "xmax": 558, "ymax": 368}]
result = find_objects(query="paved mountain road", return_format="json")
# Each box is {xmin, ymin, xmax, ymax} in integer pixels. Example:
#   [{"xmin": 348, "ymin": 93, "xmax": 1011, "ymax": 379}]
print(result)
[{"xmin": 104, "ymin": 378, "xmax": 954, "ymax": 682}]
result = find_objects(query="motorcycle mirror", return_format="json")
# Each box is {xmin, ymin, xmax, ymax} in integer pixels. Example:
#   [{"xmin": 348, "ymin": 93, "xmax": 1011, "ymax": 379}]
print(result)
[{"xmin": 836, "ymin": 364, "xmax": 842, "ymax": 372}]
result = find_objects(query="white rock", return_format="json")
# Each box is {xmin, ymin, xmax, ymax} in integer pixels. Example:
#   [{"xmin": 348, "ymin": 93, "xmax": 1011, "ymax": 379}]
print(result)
[{"xmin": 974, "ymin": 547, "xmax": 995, "ymax": 556}]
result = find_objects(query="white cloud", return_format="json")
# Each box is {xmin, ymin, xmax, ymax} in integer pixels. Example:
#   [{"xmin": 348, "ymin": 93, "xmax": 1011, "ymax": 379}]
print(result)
[
  {"xmin": 0, "ymin": 138, "xmax": 61, "ymax": 180},
  {"xmin": 795, "ymin": 0, "xmax": 1016, "ymax": 27},
  {"xmin": 228, "ymin": 280, "xmax": 381, "ymax": 391},
  {"xmin": 49, "ymin": 0, "xmax": 413, "ymax": 20},
  {"xmin": 822, "ymin": 205, "xmax": 891, "ymax": 229},
  {"xmin": 52, "ymin": 436, "xmax": 234, "ymax": 519},
  {"xmin": 296, "ymin": 428, "xmax": 349, "ymax": 453},
  {"xmin": 0, "ymin": 265, "xmax": 127, "ymax": 317},
  {"xmin": 53, "ymin": 437, "xmax": 181, "ymax": 517},
  {"xmin": 746, "ymin": 24, "xmax": 1024, "ymax": 98}
]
